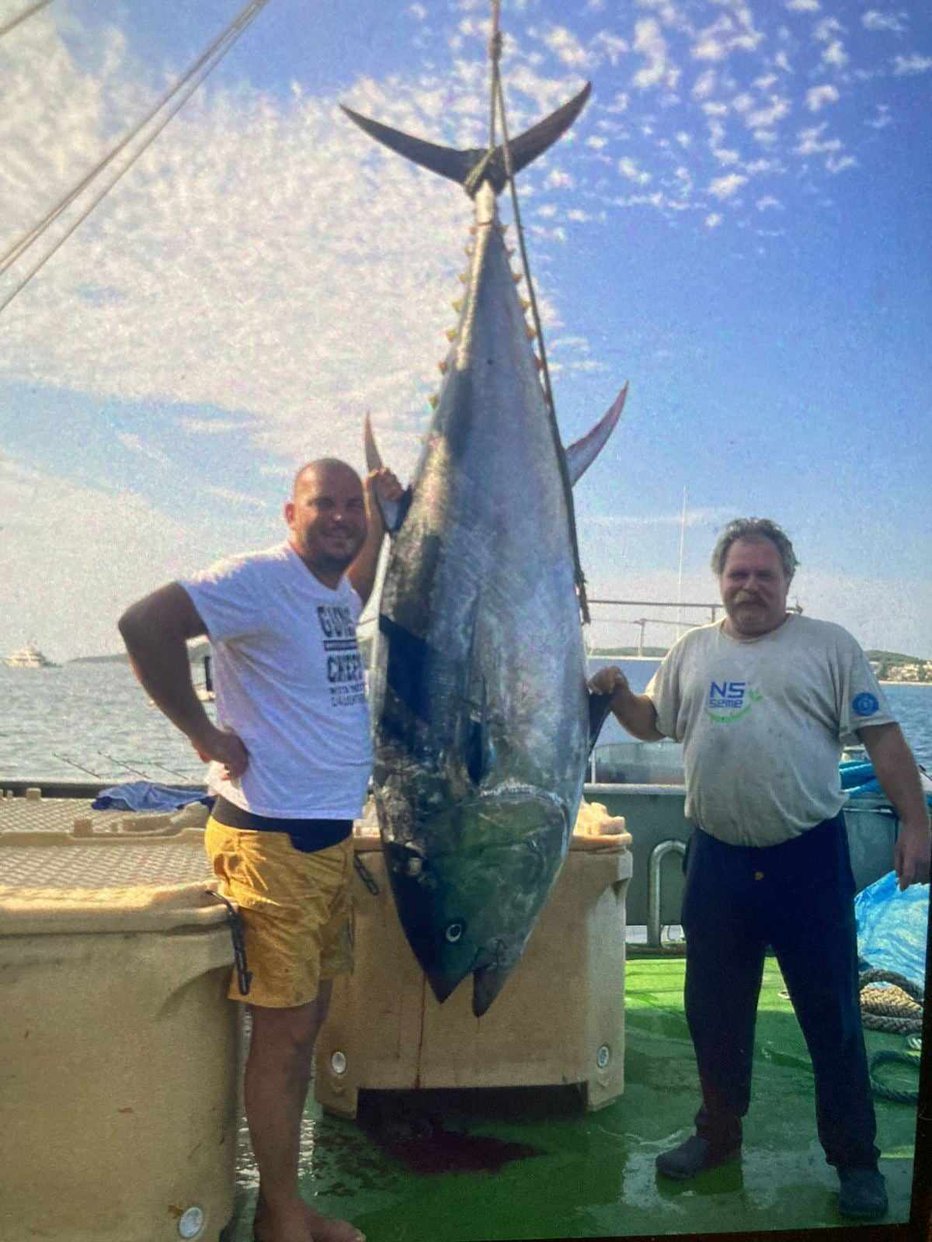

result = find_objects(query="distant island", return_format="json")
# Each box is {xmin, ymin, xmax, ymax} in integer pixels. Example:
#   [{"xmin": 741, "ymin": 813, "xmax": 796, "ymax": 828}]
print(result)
[
  {"xmin": 864, "ymin": 650, "xmax": 932, "ymax": 685},
  {"xmin": 591, "ymin": 646, "xmax": 931, "ymax": 684}
]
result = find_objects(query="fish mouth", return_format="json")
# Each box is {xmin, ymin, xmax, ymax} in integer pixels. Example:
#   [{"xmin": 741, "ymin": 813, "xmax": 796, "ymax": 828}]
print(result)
[{"xmin": 381, "ymin": 789, "xmax": 571, "ymax": 1016}]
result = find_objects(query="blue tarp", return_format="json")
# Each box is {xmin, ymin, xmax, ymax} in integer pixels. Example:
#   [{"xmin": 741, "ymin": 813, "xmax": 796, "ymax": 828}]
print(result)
[
  {"xmin": 91, "ymin": 781, "xmax": 213, "ymax": 812},
  {"xmin": 855, "ymin": 870, "xmax": 928, "ymax": 990}
]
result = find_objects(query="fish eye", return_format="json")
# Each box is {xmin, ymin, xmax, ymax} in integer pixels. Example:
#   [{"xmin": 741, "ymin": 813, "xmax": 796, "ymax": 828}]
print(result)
[{"xmin": 444, "ymin": 921, "xmax": 465, "ymax": 943}]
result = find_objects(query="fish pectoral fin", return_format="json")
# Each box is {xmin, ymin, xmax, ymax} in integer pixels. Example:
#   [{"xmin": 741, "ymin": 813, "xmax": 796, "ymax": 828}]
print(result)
[
  {"xmin": 587, "ymin": 689, "xmax": 615, "ymax": 756},
  {"xmin": 465, "ymin": 712, "xmax": 496, "ymax": 786},
  {"xmin": 364, "ymin": 412, "xmax": 411, "ymax": 534},
  {"xmin": 379, "ymin": 615, "xmax": 431, "ymax": 720},
  {"xmin": 565, "ymin": 383, "xmax": 628, "ymax": 486}
]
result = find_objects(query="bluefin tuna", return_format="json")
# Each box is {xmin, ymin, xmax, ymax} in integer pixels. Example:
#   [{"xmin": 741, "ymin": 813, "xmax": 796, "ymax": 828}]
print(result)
[{"xmin": 343, "ymin": 86, "xmax": 626, "ymax": 1016}]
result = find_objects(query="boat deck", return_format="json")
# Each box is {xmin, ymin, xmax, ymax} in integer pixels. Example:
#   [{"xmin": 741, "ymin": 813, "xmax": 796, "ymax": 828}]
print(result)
[{"xmin": 226, "ymin": 956, "xmax": 921, "ymax": 1240}]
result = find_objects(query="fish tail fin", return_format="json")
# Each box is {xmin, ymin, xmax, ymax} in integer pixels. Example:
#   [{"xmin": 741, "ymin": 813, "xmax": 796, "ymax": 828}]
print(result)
[{"xmin": 341, "ymin": 83, "xmax": 591, "ymax": 196}]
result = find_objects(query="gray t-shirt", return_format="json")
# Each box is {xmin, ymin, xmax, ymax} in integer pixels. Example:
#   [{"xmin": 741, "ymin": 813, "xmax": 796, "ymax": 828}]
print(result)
[{"xmin": 646, "ymin": 614, "xmax": 895, "ymax": 846}]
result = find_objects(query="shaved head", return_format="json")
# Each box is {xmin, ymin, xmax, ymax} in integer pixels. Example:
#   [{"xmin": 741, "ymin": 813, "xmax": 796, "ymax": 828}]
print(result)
[{"xmin": 292, "ymin": 457, "xmax": 361, "ymax": 499}]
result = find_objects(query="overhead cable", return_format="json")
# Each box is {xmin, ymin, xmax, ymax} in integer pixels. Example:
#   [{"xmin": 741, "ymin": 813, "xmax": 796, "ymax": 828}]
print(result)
[
  {"xmin": 0, "ymin": 0, "xmax": 273, "ymax": 315},
  {"xmin": 0, "ymin": 0, "xmax": 53, "ymax": 41}
]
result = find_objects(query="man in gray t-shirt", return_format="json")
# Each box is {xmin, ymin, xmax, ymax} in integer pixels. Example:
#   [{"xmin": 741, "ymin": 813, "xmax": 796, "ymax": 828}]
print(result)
[{"xmin": 590, "ymin": 517, "xmax": 930, "ymax": 1221}]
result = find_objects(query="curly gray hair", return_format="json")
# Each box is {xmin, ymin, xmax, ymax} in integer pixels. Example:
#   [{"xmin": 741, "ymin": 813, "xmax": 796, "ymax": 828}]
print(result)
[{"xmin": 710, "ymin": 518, "xmax": 799, "ymax": 582}]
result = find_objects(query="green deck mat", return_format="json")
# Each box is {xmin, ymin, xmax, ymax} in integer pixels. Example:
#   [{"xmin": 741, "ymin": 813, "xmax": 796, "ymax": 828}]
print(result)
[{"xmin": 226, "ymin": 957, "xmax": 920, "ymax": 1240}]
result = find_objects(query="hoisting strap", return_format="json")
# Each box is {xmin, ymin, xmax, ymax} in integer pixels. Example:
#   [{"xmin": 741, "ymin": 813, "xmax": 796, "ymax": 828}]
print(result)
[{"xmin": 486, "ymin": 1, "xmax": 591, "ymax": 623}]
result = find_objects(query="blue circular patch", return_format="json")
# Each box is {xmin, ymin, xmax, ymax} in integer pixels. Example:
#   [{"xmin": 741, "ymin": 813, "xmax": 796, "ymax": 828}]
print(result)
[{"xmin": 852, "ymin": 692, "xmax": 880, "ymax": 717}]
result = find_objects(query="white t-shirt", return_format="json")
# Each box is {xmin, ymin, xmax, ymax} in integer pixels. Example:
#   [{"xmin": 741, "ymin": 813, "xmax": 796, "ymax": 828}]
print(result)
[
  {"xmin": 180, "ymin": 543, "xmax": 372, "ymax": 818},
  {"xmin": 646, "ymin": 614, "xmax": 895, "ymax": 846}
]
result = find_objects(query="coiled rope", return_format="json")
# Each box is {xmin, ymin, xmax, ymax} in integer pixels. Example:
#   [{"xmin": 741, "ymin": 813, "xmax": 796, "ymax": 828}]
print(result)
[{"xmin": 859, "ymin": 969, "xmax": 924, "ymax": 1104}]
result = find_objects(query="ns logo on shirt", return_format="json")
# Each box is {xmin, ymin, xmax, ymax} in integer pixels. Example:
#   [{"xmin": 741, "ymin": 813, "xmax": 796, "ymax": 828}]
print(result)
[{"xmin": 706, "ymin": 679, "xmax": 763, "ymax": 723}]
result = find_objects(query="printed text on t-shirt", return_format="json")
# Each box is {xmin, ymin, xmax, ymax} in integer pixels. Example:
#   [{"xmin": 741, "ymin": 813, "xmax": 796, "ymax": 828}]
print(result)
[{"xmin": 317, "ymin": 605, "xmax": 366, "ymax": 707}]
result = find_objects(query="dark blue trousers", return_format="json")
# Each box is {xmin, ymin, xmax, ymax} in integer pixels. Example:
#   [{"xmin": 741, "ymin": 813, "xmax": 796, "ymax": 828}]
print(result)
[{"xmin": 681, "ymin": 813, "xmax": 878, "ymax": 1169}]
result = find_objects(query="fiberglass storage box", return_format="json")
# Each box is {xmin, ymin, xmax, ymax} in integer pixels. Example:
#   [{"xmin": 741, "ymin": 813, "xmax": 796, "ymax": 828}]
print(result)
[
  {"xmin": 0, "ymin": 798, "xmax": 241, "ymax": 1242},
  {"xmin": 315, "ymin": 802, "xmax": 633, "ymax": 1117}
]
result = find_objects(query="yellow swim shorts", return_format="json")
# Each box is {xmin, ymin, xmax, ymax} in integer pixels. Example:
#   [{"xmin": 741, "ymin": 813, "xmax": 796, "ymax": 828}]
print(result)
[{"xmin": 205, "ymin": 817, "xmax": 354, "ymax": 1009}]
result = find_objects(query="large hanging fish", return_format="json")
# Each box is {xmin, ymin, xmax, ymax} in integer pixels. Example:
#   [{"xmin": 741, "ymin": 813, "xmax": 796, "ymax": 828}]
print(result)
[{"xmin": 344, "ymin": 84, "xmax": 626, "ymax": 1016}]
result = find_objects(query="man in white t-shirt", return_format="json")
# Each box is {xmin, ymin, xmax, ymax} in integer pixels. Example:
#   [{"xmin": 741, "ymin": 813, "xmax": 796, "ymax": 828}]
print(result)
[
  {"xmin": 590, "ymin": 518, "xmax": 930, "ymax": 1222},
  {"xmin": 119, "ymin": 458, "xmax": 401, "ymax": 1242}
]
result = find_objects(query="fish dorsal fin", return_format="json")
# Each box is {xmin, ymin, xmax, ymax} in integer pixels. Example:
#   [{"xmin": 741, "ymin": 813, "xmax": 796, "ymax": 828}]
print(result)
[
  {"xmin": 565, "ymin": 384, "xmax": 628, "ymax": 486},
  {"xmin": 364, "ymin": 413, "xmax": 410, "ymax": 534},
  {"xmin": 341, "ymin": 84, "xmax": 591, "ymax": 198}
]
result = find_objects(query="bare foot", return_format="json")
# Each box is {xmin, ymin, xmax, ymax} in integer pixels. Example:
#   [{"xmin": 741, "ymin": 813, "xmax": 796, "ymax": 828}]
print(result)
[
  {"xmin": 253, "ymin": 1196, "xmax": 314, "ymax": 1242},
  {"xmin": 254, "ymin": 1198, "xmax": 365, "ymax": 1242},
  {"xmin": 304, "ymin": 1207, "xmax": 365, "ymax": 1242}
]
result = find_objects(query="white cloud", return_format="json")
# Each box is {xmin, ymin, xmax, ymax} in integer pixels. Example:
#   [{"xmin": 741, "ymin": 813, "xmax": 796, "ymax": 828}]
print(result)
[
  {"xmin": 545, "ymin": 168, "xmax": 575, "ymax": 189},
  {"xmin": 116, "ymin": 432, "xmax": 170, "ymax": 466},
  {"xmin": 618, "ymin": 156, "xmax": 651, "ymax": 185},
  {"xmin": 795, "ymin": 123, "xmax": 843, "ymax": 157},
  {"xmin": 806, "ymin": 85, "xmax": 840, "ymax": 111},
  {"xmin": 704, "ymin": 213, "xmax": 723, "ymax": 228},
  {"xmin": 632, "ymin": 18, "xmax": 679, "ymax": 90},
  {"xmin": 866, "ymin": 104, "xmax": 893, "ymax": 130},
  {"xmin": 692, "ymin": 69, "xmax": 717, "ymax": 100},
  {"xmin": 538, "ymin": 25, "xmax": 593, "ymax": 70},
  {"xmin": 826, "ymin": 154, "xmax": 857, "ymax": 174},
  {"xmin": 0, "ymin": 455, "xmax": 232, "ymax": 659},
  {"xmin": 407, "ymin": 4, "xmax": 428, "ymax": 19},
  {"xmin": 692, "ymin": 9, "xmax": 764, "ymax": 63},
  {"xmin": 862, "ymin": 11, "xmax": 907, "ymax": 35},
  {"xmin": 892, "ymin": 54, "xmax": 932, "ymax": 75},
  {"xmin": 756, "ymin": 196, "xmax": 783, "ymax": 211},
  {"xmin": 813, "ymin": 17, "xmax": 844, "ymax": 41},
  {"xmin": 821, "ymin": 40, "xmax": 849, "ymax": 69},
  {"xmin": 786, "ymin": 0, "xmax": 820, "ymax": 10},
  {"xmin": 591, "ymin": 31, "xmax": 629, "ymax": 65},
  {"xmin": 179, "ymin": 417, "xmax": 250, "ymax": 435},
  {"xmin": 0, "ymin": 16, "xmax": 488, "ymax": 475},
  {"xmin": 712, "ymin": 146, "xmax": 741, "ymax": 166},
  {"xmin": 204, "ymin": 485, "xmax": 267, "ymax": 509},
  {"xmin": 745, "ymin": 96, "xmax": 792, "ymax": 128},
  {"xmin": 708, "ymin": 173, "xmax": 747, "ymax": 200}
]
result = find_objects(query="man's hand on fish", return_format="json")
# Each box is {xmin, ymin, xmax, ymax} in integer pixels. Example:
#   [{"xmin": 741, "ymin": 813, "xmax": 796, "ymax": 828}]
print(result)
[
  {"xmin": 366, "ymin": 466, "xmax": 403, "ymax": 516},
  {"xmin": 588, "ymin": 665, "xmax": 631, "ymax": 705},
  {"xmin": 193, "ymin": 724, "xmax": 249, "ymax": 780}
]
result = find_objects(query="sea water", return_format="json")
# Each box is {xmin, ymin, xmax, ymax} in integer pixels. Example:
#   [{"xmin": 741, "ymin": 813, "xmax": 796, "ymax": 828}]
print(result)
[{"xmin": 0, "ymin": 658, "xmax": 930, "ymax": 784}]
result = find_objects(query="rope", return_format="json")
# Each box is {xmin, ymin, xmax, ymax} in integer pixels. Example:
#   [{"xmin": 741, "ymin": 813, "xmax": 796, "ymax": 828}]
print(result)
[
  {"xmin": 859, "ymin": 970, "xmax": 924, "ymax": 1105},
  {"xmin": 0, "ymin": 0, "xmax": 53, "ymax": 40},
  {"xmin": 859, "ymin": 968, "xmax": 924, "ymax": 1035},
  {"xmin": 485, "ymin": 1, "xmax": 591, "ymax": 624},
  {"xmin": 0, "ymin": 0, "xmax": 274, "ymax": 317},
  {"xmin": 869, "ymin": 1049, "xmax": 921, "ymax": 1105}
]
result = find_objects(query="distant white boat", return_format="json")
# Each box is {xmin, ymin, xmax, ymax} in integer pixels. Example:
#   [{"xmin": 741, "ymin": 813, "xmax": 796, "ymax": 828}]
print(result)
[{"xmin": 4, "ymin": 642, "xmax": 58, "ymax": 669}]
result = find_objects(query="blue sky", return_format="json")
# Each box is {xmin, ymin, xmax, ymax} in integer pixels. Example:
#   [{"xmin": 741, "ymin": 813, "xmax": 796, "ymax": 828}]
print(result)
[{"xmin": 1, "ymin": 0, "xmax": 930, "ymax": 660}]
